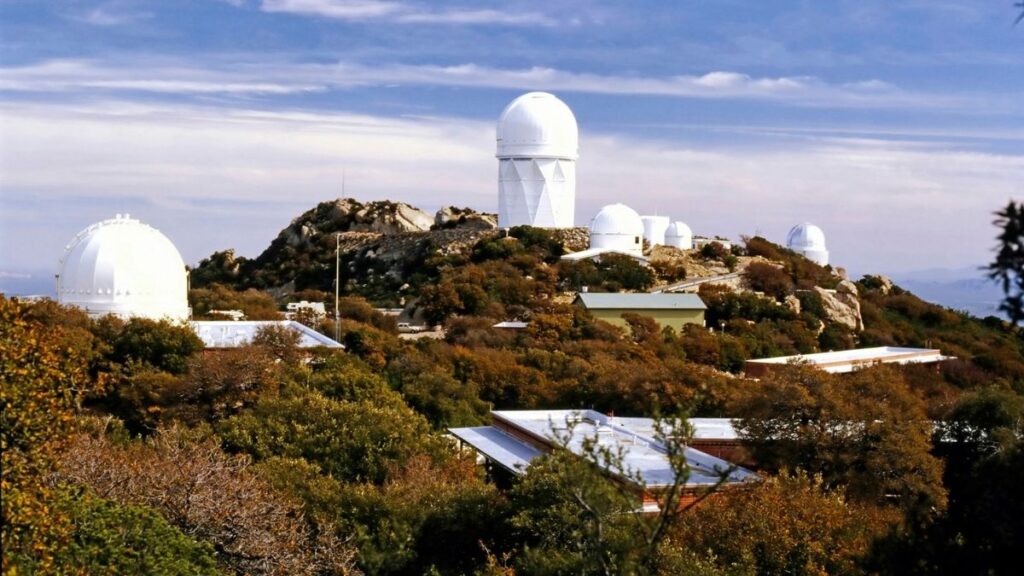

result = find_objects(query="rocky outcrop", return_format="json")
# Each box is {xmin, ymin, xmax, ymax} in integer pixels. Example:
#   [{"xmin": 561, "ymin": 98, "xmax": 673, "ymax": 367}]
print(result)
[
  {"xmin": 434, "ymin": 206, "xmax": 498, "ymax": 231},
  {"xmin": 550, "ymin": 227, "xmax": 590, "ymax": 253},
  {"xmin": 784, "ymin": 294, "xmax": 801, "ymax": 315},
  {"xmin": 814, "ymin": 284, "xmax": 863, "ymax": 331}
]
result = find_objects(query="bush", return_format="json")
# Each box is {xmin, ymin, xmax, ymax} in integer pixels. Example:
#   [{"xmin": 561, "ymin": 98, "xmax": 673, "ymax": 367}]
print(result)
[
  {"xmin": 59, "ymin": 491, "xmax": 220, "ymax": 575},
  {"xmin": 743, "ymin": 262, "xmax": 794, "ymax": 300},
  {"xmin": 700, "ymin": 241, "xmax": 730, "ymax": 261}
]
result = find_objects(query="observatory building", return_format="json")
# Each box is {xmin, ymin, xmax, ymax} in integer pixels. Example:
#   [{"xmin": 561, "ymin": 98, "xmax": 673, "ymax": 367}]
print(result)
[
  {"xmin": 57, "ymin": 214, "xmax": 190, "ymax": 321},
  {"xmin": 640, "ymin": 215, "xmax": 669, "ymax": 248},
  {"xmin": 665, "ymin": 221, "xmax": 693, "ymax": 250},
  {"xmin": 786, "ymin": 222, "xmax": 829, "ymax": 266},
  {"xmin": 496, "ymin": 92, "xmax": 578, "ymax": 228},
  {"xmin": 589, "ymin": 203, "xmax": 645, "ymax": 257}
]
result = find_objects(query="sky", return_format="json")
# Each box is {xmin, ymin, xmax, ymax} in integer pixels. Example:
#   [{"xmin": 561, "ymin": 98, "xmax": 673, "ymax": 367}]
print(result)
[{"xmin": 1, "ymin": 0, "xmax": 1022, "ymax": 283}]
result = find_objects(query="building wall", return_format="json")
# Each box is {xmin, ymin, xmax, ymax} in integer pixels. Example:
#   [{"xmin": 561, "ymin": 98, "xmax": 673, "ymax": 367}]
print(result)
[{"xmin": 585, "ymin": 307, "xmax": 705, "ymax": 330}]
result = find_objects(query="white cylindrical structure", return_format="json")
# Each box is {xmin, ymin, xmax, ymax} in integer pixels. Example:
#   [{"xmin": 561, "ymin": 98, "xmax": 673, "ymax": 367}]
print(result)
[
  {"xmin": 57, "ymin": 214, "xmax": 190, "ymax": 321},
  {"xmin": 496, "ymin": 92, "xmax": 578, "ymax": 228},
  {"xmin": 640, "ymin": 216, "xmax": 669, "ymax": 247},
  {"xmin": 589, "ymin": 204, "xmax": 644, "ymax": 257},
  {"xmin": 786, "ymin": 222, "xmax": 829, "ymax": 266},
  {"xmin": 665, "ymin": 221, "xmax": 693, "ymax": 250}
]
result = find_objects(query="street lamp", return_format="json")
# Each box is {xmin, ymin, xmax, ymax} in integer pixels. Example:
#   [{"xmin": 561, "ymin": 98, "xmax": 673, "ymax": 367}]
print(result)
[{"xmin": 334, "ymin": 232, "xmax": 341, "ymax": 343}]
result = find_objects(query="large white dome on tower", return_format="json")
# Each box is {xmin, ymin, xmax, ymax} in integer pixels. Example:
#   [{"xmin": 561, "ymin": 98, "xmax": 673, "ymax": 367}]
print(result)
[
  {"xmin": 786, "ymin": 222, "xmax": 829, "ymax": 266},
  {"xmin": 57, "ymin": 214, "xmax": 190, "ymax": 321},
  {"xmin": 496, "ymin": 92, "xmax": 579, "ymax": 229},
  {"xmin": 589, "ymin": 203, "xmax": 644, "ymax": 256},
  {"xmin": 496, "ymin": 92, "xmax": 579, "ymax": 159},
  {"xmin": 665, "ymin": 221, "xmax": 693, "ymax": 250}
]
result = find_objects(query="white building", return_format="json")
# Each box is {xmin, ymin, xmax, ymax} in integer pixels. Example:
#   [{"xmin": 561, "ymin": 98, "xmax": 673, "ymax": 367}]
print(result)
[
  {"xmin": 745, "ymin": 346, "xmax": 951, "ymax": 377},
  {"xmin": 450, "ymin": 410, "xmax": 755, "ymax": 511},
  {"xmin": 665, "ymin": 221, "xmax": 693, "ymax": 250},
  {"xmin": 57, "ymin": 214, "xmax": 190, "ymax": 321},
  {"xmin": 786, "ymin": 222, "xmax": 829, "ymax": 266},
  {"xmin": 191, "ymin": 320, "xmax": 343, "ymax": 349},
  {"xmin": 496, "ymin": 92, "xmax": 578, "ymax": 228},
  {"xmin": 640, "ymin": 215, "xmax": 669, "ymax": 247},
  {"xmin": 589, "ymin": 203, "xmax": 645, "ymax": 257}
]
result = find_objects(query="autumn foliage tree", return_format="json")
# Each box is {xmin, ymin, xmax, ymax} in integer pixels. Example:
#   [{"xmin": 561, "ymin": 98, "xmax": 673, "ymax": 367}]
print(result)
[
  {"xmin": 1, "ymin": 296, "xmax": 94, "ymax": 573},
  {"xmin": 669, "ymin": 471, "xmax": 896, "ymax": 575},
  {"xmin": 58, "ymin": 426, "xmax": 359, "ymax": 576},
  {"xmin": 732, "ymin": 365, "xmax": 947, "ymax": 520}
]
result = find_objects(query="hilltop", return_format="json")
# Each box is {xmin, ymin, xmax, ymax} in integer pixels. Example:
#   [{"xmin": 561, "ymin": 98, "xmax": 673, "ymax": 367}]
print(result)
[{"xmin": 10, "ymin": 197, "xmax": 1023, "ymax": 576}]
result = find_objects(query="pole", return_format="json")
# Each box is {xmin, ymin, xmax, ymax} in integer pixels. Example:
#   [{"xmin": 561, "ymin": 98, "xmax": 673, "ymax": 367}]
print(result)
[{"xmin": 335, "ymin": 233, "xmax": 341, "ymax": 343}]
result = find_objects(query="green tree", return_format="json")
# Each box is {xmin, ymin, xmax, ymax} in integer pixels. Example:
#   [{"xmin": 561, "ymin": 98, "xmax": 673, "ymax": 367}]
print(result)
[
  {"xmin": 57, "ymin": 491, "xmax": 220, "ymax": 576},
  {"xmin": 108, "ymin": 317, "xmax": 204, "ymax": 375},
  {"xmin": 987, "ymin": 200, "xmax": 1024, "ymax": 325},
  {"xmin": 218, "ymin": 385, "xmax": 442, "ymax": 484}
]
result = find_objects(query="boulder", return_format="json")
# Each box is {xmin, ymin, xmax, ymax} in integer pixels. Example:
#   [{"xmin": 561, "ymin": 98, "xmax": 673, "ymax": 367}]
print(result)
[
  {"xmin": 784, "ymin": 294, "xmax": 801, "ymax": 315},
  {"xmin": 434, "ymin": 206, "xmax": 498, "ymax": 230},
  {"xmin": 837, "ymin": 279, "xmax": 859, "ymax": 298},
  {"xmin": 813, "ymin": 286, "xmax": 863, "ymax": 332}
]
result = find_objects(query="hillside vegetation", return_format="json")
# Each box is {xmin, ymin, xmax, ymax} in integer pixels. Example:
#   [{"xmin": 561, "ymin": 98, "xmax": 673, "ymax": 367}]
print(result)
[{"xmin": 4, "ymin": 198, "xmax": 1022, "ymax": 575}]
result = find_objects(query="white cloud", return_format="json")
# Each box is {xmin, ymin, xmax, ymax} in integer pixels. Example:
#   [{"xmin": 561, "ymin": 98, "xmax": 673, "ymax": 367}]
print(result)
[
  {"xmin": 259, "ymin": 0, "xmax": 555, "ymax": 26},
  {"xmin": 1, "ymin": 99, "xmax": 1021, "ymax": 275},
  {"xmin": 70, "ymin": 2, "xmax": 153, "ymax": 27},
  {"xmin": 0, "ymin": 60, "xmax": 323, "ymax": 95},
  {"xmin": 0, "ymin": 58, "xmax": 987, "ymax": 111}
]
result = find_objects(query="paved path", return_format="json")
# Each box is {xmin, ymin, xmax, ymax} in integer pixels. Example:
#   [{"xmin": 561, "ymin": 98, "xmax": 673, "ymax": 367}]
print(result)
[{"xmin": 650, "ymin": 271, "xmax": 743, "ymax": 293}]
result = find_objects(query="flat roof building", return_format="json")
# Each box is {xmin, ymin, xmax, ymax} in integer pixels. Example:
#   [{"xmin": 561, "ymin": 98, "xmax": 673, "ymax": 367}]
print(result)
[
  {"xmin": 450, "ymin": 410, "xmax": 755, "ymax": 511},
  {"xmin": 574, "ymin": 292, "xmax": 706, "ymax": 330},
  {"xmin": 744, "ymin": 346, "xmax": 951, "ymax": 377}
]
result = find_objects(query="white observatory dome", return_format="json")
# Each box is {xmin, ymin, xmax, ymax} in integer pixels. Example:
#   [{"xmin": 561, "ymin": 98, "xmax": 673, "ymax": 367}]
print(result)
[
  {"xmin": 57, "ymin": 214, "xmax": 190, "ymax": 321},
  {"xmin": 665, "ymin": 221, "xmax": 693, "ymax": 250},
  {"xmin": 786, "ymin": 222, "xmax": 829, "ymax": 266},
  {"xmin": 589, "ymin": 203, "xmax": 645, "ymax": 257},
  {"xmin": 640, "ymin": 216, "xmax": 670, "ymax": 247},
  {"xmin": 496, "ymin": 92, "xmax": 579, "ymax": 229},
  {"xmin": 496, "ymin": 92, "xmax": 579, "ymax": 159}
]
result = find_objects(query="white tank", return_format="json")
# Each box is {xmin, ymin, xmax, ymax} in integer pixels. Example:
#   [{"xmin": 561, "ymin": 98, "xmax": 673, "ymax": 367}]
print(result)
[
  {"xmin": 665, "ymin": 221, "xmax": 693, "ymax": 250},
  {"xmin": 496, "ymin": 92, "xmax": 578, "ymax": 228},
  {"xmin": 589, "ymin": 204, "xmax": 644, "ymax": 257},
  {"xmin": 640, "ymin": 216, "xmax": 670, "ymax": 247},
  {"xmin": 57, "ymin": 214, "xmax": 190, "ymax": 321},
  {"xmin": 786, "ymin": 222, "xmax": 829, "ymax": 266}
]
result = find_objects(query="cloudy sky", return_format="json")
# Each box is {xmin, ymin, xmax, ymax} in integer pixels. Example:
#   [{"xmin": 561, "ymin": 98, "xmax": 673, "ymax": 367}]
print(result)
[{"xmin": 1, "ymin": 0, "xmax": 1022, "ymax": 281}]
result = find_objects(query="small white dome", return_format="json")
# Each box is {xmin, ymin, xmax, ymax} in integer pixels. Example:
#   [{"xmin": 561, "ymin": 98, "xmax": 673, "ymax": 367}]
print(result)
[
  {"xmin": 591, "ymin": 204, "xmax": 644, "ymax": 236},
  {"xmin": 589, "ymin": 204, "xmax": 644, "ymax": 256},
  {"xmin": 496, "ymin": 92, "xmax": 578, "ymax": 159},
  {"xmin": 786, "ymin": 222, "xmax": 829, "ymax": 266},
  {"xmin": 57, "ymin": 214, "xmax": 190, "ymax": 321},
  {"xmin": 665, "ymin": 221, "xmax": 693, "ymax": 250}
]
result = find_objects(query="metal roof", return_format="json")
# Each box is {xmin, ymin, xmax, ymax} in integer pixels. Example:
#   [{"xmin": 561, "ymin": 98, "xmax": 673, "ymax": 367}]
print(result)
[
  {"xmin": 449, "ymin": 426, "xmax": 543, "ymax": 473},
  {"xmin": 190, "ymin": 320, "xmax": 344, "ymax": 349},
  {"xmin": 575, "ymin": 292, "xmax": 706, "ymax": 310},
  {"xmin": 451, "ymin": 410, "xmax": 753, "ymax": 489},
  {"xmin": 560, "ymin": 247, "xmax": 650, "ymax": 263},
  {"xmin": 492, "ymin": 320, "xmax": 529, "ymax": 329}
]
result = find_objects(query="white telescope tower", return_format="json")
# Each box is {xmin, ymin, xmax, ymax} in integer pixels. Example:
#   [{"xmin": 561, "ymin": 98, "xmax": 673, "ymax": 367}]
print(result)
[{"xmin": 496, "ymin": 92, "xmax": 579, "ymax": 228}]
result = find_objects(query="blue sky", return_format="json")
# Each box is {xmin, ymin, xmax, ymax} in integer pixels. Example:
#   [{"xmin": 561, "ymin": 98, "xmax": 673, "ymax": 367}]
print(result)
[{"xmin": 1, "ymin": 0, "xmax": 1022, "ymax": 282}]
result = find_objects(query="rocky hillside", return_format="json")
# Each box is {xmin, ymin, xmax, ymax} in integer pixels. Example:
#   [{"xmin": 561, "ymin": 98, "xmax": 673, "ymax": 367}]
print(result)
[{"xmin": 191, "ymin": 198, "xmax": 500, "ymax": 304}]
